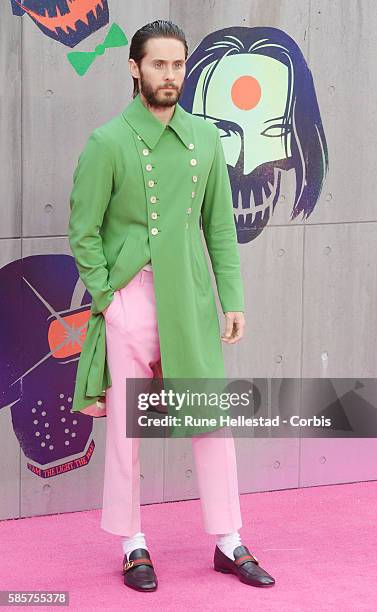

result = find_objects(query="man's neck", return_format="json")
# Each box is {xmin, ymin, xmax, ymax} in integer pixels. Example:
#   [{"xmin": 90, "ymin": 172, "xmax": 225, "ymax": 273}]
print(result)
[{"xmin": 139, "ymin": 92, "xmax": 175, "ymax": 127}]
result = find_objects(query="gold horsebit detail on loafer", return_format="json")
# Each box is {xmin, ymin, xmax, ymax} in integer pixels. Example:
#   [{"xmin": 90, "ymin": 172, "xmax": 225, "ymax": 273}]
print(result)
[{"xmin": 123, "ymin": 558, "xmax": 153, "ymax": 573}]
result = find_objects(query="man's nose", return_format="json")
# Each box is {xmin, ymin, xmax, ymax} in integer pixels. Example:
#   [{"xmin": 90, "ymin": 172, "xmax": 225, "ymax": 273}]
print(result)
[{"xmin": 164, "ymin": 66, "xmax": 176, "ymax": 80}]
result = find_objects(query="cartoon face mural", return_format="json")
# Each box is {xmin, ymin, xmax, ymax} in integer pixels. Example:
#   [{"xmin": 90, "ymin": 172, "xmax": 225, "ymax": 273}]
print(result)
[
  {"xmin": 0, "ymin": 255, "xmax": 98, "ymax": 477},
  {"xmin": 10, "ymin": 0, "xmax": 109, "ymax": 47},
  {"xmin": 180, "ymin": 27, "xmax": 329, "ymax": 243}
]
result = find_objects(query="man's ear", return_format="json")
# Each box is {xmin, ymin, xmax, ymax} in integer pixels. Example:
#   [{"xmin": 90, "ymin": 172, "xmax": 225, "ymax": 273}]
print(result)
[{"xmin": 128, "ymin": 59, "xmax": 140, "ymax": 80}]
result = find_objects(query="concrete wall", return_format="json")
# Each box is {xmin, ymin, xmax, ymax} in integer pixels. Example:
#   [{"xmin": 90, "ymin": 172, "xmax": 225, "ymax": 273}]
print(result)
[{"xmin": 0, "ymin": 0, "xmax": 376, "ymax": 522}]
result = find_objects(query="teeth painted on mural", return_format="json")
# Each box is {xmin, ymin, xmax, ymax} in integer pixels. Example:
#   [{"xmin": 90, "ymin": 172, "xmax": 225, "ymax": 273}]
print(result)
[
  {"xmin": 261, "ymin": 189, "xmax": 274, "ymax": 211},
  {"xmin": 14, "ymin": 0, "xmax": 108, "ymax": 35},
  {"xmin": 234, "ymin": 188, "xmax": 272, "ymax": 218},
  {"xmin": 234, "ymin": 201, "xmax": 271, "ymax": 228},
  {"xmin": 266, "ymin": 180, "xmax": 277, "ymax": 199},
  {"xmin": 94, "ymin": 1, "xmax": 104, "ymax": 18},
  {"xmin": 261, "ymin": 183, "xmax": 274, "ymax": 206},
  {"xmin": 258, "ymin": 203, "xmax": 271, "ymax": 223},
  {"xmin": 243, "ymin": 192, "xmax": 272, "ymax": 218},
  {"xmin": 235, "ymin": 190, "xmax": 242, "ymax": 209}
]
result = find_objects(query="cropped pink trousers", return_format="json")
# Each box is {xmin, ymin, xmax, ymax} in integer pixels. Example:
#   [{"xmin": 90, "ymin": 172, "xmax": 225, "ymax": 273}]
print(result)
[{"xmin": 99, "ymin": 267, "xmax": 242, "ymax": 537}]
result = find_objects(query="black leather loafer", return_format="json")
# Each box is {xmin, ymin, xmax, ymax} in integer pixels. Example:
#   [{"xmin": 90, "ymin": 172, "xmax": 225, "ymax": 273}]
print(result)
[
  {"xmin": 214, "ymin": 545, "xmax": 275, "ymax": 587},
  {"xmin": 122, "ymin": 548, "xmax": 158, "ymax": 592}
]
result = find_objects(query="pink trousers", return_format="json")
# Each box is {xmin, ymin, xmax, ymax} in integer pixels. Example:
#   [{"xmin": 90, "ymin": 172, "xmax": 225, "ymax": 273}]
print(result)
[{"xmin": 100, "ymin": 268, "xmax": 242, "ymax": 537}]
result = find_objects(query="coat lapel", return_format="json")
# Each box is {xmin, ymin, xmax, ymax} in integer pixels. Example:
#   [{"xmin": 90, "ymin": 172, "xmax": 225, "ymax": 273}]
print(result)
[{"xmin": 121, "ymin": 93, "xmax": 193, "ymax": 149}]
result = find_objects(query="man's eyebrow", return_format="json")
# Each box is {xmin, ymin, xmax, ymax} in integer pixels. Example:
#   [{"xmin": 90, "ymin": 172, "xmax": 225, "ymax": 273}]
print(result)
[{"xmin": 151, "ymin": 58, "xmax": 185, "ymax": 62}]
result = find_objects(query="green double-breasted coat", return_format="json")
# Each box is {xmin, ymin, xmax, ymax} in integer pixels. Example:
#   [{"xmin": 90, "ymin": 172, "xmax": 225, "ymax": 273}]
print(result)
[{"xmin": 68, "ymin": 93, "xmax": 245, "ymax": 417}]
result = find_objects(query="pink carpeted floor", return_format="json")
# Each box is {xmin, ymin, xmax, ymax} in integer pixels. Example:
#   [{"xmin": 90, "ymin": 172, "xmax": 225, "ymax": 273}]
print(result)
[{"xmin": 0, "ymin": 481, "xmax": 376, "ymax": 611}]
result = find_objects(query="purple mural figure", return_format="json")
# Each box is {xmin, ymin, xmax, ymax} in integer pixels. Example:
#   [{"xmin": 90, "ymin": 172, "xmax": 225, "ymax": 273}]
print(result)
[
  {"xmin": 10, "ymin": 0, "xmax": 109, "ymax": 48},
  {"xmin": 0, "ymin": 254, "xmax": 99, "ymax": 478},
  {"xmin": 180, "ymin": 26, "xmax": 329, "ymax": 243}
]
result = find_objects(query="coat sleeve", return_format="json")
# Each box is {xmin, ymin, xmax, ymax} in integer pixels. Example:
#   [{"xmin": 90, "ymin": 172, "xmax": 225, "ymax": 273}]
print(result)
[
  {"xmin": 68, "ymin": 130, "xmax": 115, "ymax": 315},
  {"xmin": 201, "ymin": 128, "xmax": 245, "ymax": 313}
]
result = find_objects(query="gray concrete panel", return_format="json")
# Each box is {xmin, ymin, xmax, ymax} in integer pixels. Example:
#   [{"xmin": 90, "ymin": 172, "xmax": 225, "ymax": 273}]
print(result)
[
  {"xmin": 0, "ymin": 4, "xmax": 21, "ymax": 238},
  {"xmin": 302, "ymin": 222, "xmax": 377, "ymax": 378},
  {"xmin": 300, "ymin": 438, "xmax": 377, "ymax": 486},
  {"xmin": 306, "ymin": 0, "xmax": 377, "ymax": 224}
]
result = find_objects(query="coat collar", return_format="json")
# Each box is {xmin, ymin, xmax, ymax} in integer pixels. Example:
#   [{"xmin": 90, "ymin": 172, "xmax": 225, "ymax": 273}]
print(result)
[{"xmin": 121, "ymin": 93, "xmax": 192, "ymax": 150}]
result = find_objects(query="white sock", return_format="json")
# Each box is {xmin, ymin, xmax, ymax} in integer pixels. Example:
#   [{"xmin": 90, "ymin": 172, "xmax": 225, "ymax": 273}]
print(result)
[
  {"xmin": 216, "ymin": 530, "xmax": 242, "ymax": 560},
  {"xmin": 121, "ymin": 531, "xmax": 149, "ymax": 560}
]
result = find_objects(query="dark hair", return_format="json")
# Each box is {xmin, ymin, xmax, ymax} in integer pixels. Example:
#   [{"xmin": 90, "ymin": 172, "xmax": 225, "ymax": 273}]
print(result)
[{"xmin": 129, "ymin": 20, "xmax": 188, "ymax": 98}]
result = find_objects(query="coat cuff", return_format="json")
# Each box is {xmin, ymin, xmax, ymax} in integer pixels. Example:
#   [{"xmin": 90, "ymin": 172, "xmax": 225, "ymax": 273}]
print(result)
[
  {"xmin": 90, "ymin": 285, "xmax": 115, "ymax": 315},
  {"xmin": 215, "ymin": 274, "xmax": 245, "ymax": 313}
]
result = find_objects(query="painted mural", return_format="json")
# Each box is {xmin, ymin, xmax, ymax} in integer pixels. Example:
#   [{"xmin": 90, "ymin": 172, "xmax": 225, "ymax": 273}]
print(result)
[
  {"xmin": 180, "ymin": 26, "xmax": 329, "ymax": 243},
  {"xmin": 0, "ymin": 255, "xmax": 96, "ymax": 477},
  {"xmin": 10, "ymin": 0, "xmax": 109, "ymax": 47},
  {"xmin": 67, "ymin": 22, "xmax": 128, "ymax": 75}
]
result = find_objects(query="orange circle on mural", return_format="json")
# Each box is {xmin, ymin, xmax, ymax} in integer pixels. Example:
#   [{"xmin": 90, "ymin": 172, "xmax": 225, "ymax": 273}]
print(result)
[{"xmin": 231, "ymin": 75, "xmax": 262, "ymax": 110}]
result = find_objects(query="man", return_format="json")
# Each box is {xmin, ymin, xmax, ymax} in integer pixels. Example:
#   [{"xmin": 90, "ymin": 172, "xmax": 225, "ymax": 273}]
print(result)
[{"xmin": 68, "ymin": 20, "xmax": 275, "ymax": 592}]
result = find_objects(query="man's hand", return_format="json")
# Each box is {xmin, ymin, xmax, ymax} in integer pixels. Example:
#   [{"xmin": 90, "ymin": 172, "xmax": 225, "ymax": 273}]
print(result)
[{"xmin": 221, "ymin": 311, "xmax": 245, "ymax": 344}]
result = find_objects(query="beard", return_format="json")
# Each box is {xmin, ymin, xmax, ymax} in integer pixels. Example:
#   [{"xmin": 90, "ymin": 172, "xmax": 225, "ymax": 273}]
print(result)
[{"xmin": 139, "ymin": 72, "xmax": 184, "ymax": 108}]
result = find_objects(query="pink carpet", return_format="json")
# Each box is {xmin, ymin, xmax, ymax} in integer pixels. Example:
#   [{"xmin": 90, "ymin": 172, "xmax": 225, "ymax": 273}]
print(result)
[{"xmin": 0, "ymin": 481, "xmax": 375, "ymax": 611}]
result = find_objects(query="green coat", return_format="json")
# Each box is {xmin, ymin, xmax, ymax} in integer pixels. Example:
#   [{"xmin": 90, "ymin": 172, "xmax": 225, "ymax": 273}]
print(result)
[{"xmin": 68, "ymin": 93, "xmax": 245, "ymax": 417}]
